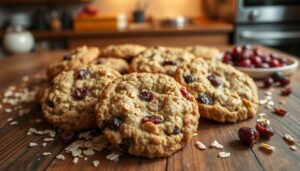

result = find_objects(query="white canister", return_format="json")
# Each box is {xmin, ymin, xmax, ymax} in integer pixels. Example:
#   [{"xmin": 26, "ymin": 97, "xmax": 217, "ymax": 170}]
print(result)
[{"xmin": 3, "ymin": 25, "xmax": 35, "ymax": 54}]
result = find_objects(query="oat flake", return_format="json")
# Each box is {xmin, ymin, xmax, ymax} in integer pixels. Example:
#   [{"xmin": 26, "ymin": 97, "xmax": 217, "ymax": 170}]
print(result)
[
  {"xmin": 196, "ymin": 141, "xmax": 207, "ymax": 150},
  {"xmin": 211, "ymin": 140, "xmax": 224, "ymax": 149},
  {"xmin": 218, "ymin": 151, "xmax": 230, "ymax": 158}
]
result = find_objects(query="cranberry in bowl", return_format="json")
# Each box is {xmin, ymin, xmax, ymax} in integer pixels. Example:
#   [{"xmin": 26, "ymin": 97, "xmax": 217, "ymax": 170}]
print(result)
[{"xmin": 222, "ymin": 45, "xmax": 299, "ymax": 79}]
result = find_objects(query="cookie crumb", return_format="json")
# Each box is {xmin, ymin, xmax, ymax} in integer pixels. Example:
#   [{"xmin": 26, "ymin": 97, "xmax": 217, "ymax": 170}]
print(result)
[
  {"xmin": 260, "ymin": 143, "xmax": 275, "ymax": 152},
  {"xmin": 93, "ymin": 160, "xmax": 100, "ymax": 167},
  {"xmin": 5, "ymin": 108, "xmax": 12, "ymax": 113},
  {"xmin": 84, "ymin": 157, "xmax": 88, "ymax": 161},
  {"xmin": 259, "ymin": 99, "xmax": 268, "ymax": 105},
  {"xmin": 7, "ymin": 117, "xmax": 13, "ymax": 122},
  {"xmin": 72, "ymin": 157, "xmax": 79, "ymax": 164},
  {"xmin": 56, "ymin": 154, "xmax": 65, "ymax": 160},
  {"xmin": 283, "ymin": 134, "xmax": 295, "ymax": 144},
  {"xmin": 211, "ymin": 140, "xmax": 224, "ymax": 149},
  {"xmin": 290, "ymin": 145, "xmax": 297, "ymax": 151},
  {"xmin": 106, "ymin": 151, "xmax": 122, "ymax": 162},
  {"xmin": 196, "ymin": 141, "xmax": 207, "ymax": 150},
  {"xmin": 218, "ymin": 151, "xmax": 230, "ymax": 158},
  {"xmin": 44, "ymin": 138, "xmax": 54, "ymax": 142},
  {"xmin": 42, "ymin": 143, "xmax": 47, "ymax": 147},
  {"xmin": 83, "ymin": 149, "xmax": 95, "ymax": 156},
  {"xmin": 10, "ymin": 121, "xmax": 18, "ymax": 125},
  {"xmin": 42, "ymin": 152, "xmax": 51, "ymax": 156},
  {"xmin": 29, "ymin": 142, "xmax": 38, "ymax": 147}
]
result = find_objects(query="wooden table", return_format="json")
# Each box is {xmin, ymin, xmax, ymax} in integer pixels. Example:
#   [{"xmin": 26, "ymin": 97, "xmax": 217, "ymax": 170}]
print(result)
[{"xmin": 0, "ymin": 46, "xmax": 299, "ymax": 171}]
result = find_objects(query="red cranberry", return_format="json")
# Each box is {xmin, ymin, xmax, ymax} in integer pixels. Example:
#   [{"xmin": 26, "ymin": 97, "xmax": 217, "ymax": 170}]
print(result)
[
  {"xmin": 180, "ymin": 88, "xmax": 189, "ymax": 99},
  {"xmin": 239, "ymin": 59, "xmax": 252, "ymax": 67},
  {"xmin": 163, "ymin": 60, "xmax": 178, "ymax": 66},
  {"xmin": 142, "ymin": 115, "xmax": 163, "ymax": 124},
  {"xmin": 172, "ymin": 128, "xmax": 181, "ymax": 135},
  {"xmin": 197, "ymin": 93, "xmax": 213, "ymax": 105},
  {"xmin": 274, "ymin": 107, "xmax": 287, "ymax": 116},
  {"xmin": 241, "ymin": 49, "xmax": 253, "ymax": 59},
  {"xmin": 255, "ymin": 123, "xmax": 274, "ymax": 138},
  {"xmin": 119, "ymin": 138, "xmax": 131, "ymax": 151},
  {"xmin": 281, "ymin": 87, "xmax": 292, "ymax": 96},
  {"xmin": 263, "ymin": 77, "xmax": 274, "ymax": 88},
  {"xmin": 63, "ymin": 54, "xmax": 72, "ymax": 61},
  {"xmin": 250, "ymin": 56, "xmax": 263, "ymax": 67},
  {"xmin": 73, "ymin": 87, "xmax": 90, "ymax": 99},
  {"xmin": 271, "ymin": 72, "xmax": 282, "ymax": 82},
  {"xmin": 279, "ymin": 76, "xmax": 290, "ymax": 87},
  {"xmin": 222, "ymin": 52, "xmax": 232, "ymax": 63},
  {"xmin": 261, "ymin": 55, "xmax": 271, "ymax": 63},
  {"xmin": 184, "ymin": 75, "xmax": 195, "ymax": 84},
  {"xmin": 59, "ymin": 130, "xmax": 78, "ymax": 144},
  {"xmin": 207, "ymin": 75, "xmax": 222, "ymax": 87},
  {"xmin": 270, "ymin": 59, "xmax": 281, "ymax": 67},
  {"xmin": 139, "ymin": 90, "xmax": 153, "ymax": 102},
  {"xmin": 106, "ymin": 116, "xmax": 123, "ymax": 131},
  {"xmin": 232, "ymin": 46, "xmax": 242, "ymax": 59},
  {"xmin": 76, "ymin": 69, "xmax": 90, "ymax": 80},
  {"xmin": 253, "ymin": 47, "xmax": 263, "ymax": 56},
  {"xmin": 238, "ymin": 127, "xmax": 259, "ymax": 146}
]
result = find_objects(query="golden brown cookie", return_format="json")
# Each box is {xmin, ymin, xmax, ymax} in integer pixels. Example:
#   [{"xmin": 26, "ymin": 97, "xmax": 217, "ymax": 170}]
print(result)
[
  {"xmin": 100, "ymin": 44, "xmax": 146, "ymax": 59},
  {"xmin": 41, "ymin": 65, "xmax": 121, "ymax": 130},
  {"xmin": 96, "ymin": 73, "xmax": 199, "ymax": 158},
  {"xmin": 185, "ymin": 45, "xmax": 222, "ymax": 60},
  {"xmin": 174, "ymin": 58, "xmax": 258, "ymax": 123},
  {"xmin": 90, "ymin": 57, "xmax": 129, "ymax": 74}
]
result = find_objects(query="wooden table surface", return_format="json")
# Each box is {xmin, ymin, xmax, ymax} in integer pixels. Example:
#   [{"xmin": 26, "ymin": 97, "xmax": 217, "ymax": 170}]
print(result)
[{"xmin": 0, "ymin": 46, "xmax": 299, "ymax": 171}]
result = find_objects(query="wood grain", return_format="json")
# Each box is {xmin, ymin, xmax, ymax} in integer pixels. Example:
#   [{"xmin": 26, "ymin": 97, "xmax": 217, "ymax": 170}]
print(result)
[{"xmin": 0, "ymin": 46, "xmax": 299, "ymax": 171}]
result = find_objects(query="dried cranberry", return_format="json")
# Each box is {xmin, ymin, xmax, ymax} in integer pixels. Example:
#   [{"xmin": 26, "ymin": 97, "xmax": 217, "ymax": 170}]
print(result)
[
  {"xmin": 271, "ymin": 72, "xmax": 282, "ymax": 82},
  {"xmin": 119, "ymin": 138, "xmax": 131, "ymax": 152},
  {"xmin": 184, "ymin": 75, "xmax": 195, "ymax": 84},
  {"xmin": 162, "ymin": 60, "xmax": 178, "ymax": 66},
  {"xmin": 180, "ymin": 88, "xmax": 189, "ymax": 99},
  {"xmin": 232, "ymin": 46, "xmax": 242, "ymax": 59},
  {"xmin": 59, "ymin": 130, "xmax": 78, "ymax": 144},
  {"xmin": 222, "ymin": 52, "xmax": 232, "ymax": 63},
  {"xmin": 197, "ymin": 93, "xmax": 213, "ymax": 105},
  {"xmin": 207, "ymin": 75, "xmax": 221, "ymax": 87},
  {"xmin": 274, "ymin": 107, "xmax": 287, "ymax": 116},
  {"xmin": 106, "ymin": 116, "xmax": 123, "ymax": 131},
  {"xmin": 73, "ymin": 87, "xmax": 90, "ymax": 99},
  {"xmin": 63, "ymin": 54, "xmax": 72, "ymax": 61},
  {"xmin": 270, "ymin": 59, "xmax": 281, "ymax": 67},
  {"xmin": 255, "ymin": 123, "xmax": 274, "ymax": 138},
  {"xmin": 263, "ymin": 77, "xmax": 274, "ymax": 88},
  {"xmin": 253, "ymin": 47, "xmax": 263, "ymax": 56},
  {"xmin": 47, "ymin": 100, "xmax": 55, "ymax": 108},
  {"xmin": 76, "ymin": 69, "xmax": 90, "ymax": 80},
  {"xmin": 172, "ymin": 128, "xmax": 181, "ymax": 135},
  {"xmin": 250, "ymin": 56, "xmax": 262, "ymax": 67},
  {"xmin": 142, "ymin": 115, "xmax": 163, "ymax": 124},
  {"xmin": 279, "ymin": 76, "xmax": 290, "ymax": 87},
  {"xmin": 139, "ymin": 90, "xmax": 153, "ymax": 102},
  {"xmin": 281, "ymin": 87, "xmax": 292, "ymax": 96},
  {"xmin": 238, "ymin": 127, "xmax": 259, "ymax": 146}
]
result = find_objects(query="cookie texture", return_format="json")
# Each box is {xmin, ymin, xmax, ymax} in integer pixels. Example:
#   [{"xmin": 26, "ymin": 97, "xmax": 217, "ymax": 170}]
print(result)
[
  {"xmin": 96, "ymin": 73, "xmax": 199, "ymax": 158},
  {"xmin": 42, "ymin": 65, "xmax": 121, "ymax": 130},
  {"xmin": 174, "ymin": 58, "xmax": 258, "ymax": 123},
  {"xmin": 130, "ymin": 47, "xmax": 195, "ymax": 76},
  {"xmin": 47, "ymin": 46, "xmax": 99, "ymax": 80},
  {"xmin": 100, "ymin": 44, "xmax": 146, "ymax": 59},
  {"xmin": 90, "ymin": 57, "xmax": 129, "ymax": 74},
  {"xmin": 185, "ymin": 45, "xmax": 221, "ymax": 60}
]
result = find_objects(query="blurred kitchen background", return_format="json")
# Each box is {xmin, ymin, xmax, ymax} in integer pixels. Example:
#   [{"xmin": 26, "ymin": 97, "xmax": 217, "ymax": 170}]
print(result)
[{"xmin": 0, "ymin": 0, "xmax": 300, "ymax": 57}]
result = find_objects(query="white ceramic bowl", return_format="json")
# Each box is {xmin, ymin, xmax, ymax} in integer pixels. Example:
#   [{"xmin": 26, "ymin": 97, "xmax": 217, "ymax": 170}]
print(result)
[{"xmin": 235, "ymin": 56, "xmax": 299, "ymax": 79}]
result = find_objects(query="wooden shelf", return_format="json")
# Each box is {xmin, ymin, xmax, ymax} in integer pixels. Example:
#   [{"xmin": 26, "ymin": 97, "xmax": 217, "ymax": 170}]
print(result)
[{"xmin": 0, "ymin": 0, "xmax": 92, "ymax": 5}]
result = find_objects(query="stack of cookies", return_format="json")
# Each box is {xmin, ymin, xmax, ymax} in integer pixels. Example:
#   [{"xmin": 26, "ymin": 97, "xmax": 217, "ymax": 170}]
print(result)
[{"xmin": 39, "ymin": 44, "xmax": 258, "ymax": 158}]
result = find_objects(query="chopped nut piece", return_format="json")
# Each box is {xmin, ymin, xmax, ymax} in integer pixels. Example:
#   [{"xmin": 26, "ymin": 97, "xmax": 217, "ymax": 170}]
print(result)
[
  {"xmin": 258, "ymin": 113, "xmax": 266, "ymax": 118},
  {"xmin": 5, "ymin": 108, "xmax": 12, "ymax": 113},
  {"xmin": 259, "ymin": 99, "xmax": 268, "ymax": 105},
  {"xmin": 256, "ymin": 118, "xmax": 270, "ymax": 125},
  {"xmin": 290, "ymin": 145, "xmax": 297, "ymax": 151},
  {"xmin": 72, "ymin": 157, "xmax": 79, "ymax": 164},
  {"xmin": 210, "ymin": 140, "xmax": 224, "ymax": 149},
  {"xmin": 93, "ymin": 160, "xmax": 100, "ymax": 167},
  {"xmin": 7, "ymin": 117, "xmax": 13, "ymax": 122},
  {"xmin": 10, "ymin": 121, "xmax": 18, "ymax": 125},
  {"xmin": 283, "ymin": 134, "xmax": 296, "ymax": 144},
  {"xmin": 260, "ymin": 143, "xmax": 276, "ymax": 152},
  {"xmin": 196, "ymin": 141, "xmax": 207, "ymax": 150},
  {"xmin": 42, "ymin": 152, "xmax": 51, "ymax": 156},
  {"xmin": 83, "ymin": 149, "xmax": 95, "ymax": 156},
  {"xmin": 56, "ymin": 154, "xmax": 65, "ymax": 160},
  {"xmin": 218, "ymin": 151, "xmax": 230, "ymax": 158},
  {"xmin": 44, "ymin": 138, "xmax": 54, "ymax": 142},
  {"xmin": 29, "ymin": 142, "xmax": 38, "ymax": 147}
]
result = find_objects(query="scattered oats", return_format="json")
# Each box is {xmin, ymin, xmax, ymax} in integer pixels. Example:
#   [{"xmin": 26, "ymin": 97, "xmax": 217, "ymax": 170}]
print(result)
[
  {"xmin": 18, "ymin": 108, "xmax": 30, "ymax": 116},
  {"xmin": 44, "ymin": 130, "xmax": 56, "ymax": 137},
  {"xmin": 211, "ymin": 140, "xmax": 224, "ymax": 149},
  {"xmin": 42, "ymin": 143, "xmax": 47, "ymax": 147},
  {"xmin": 106, "ymin": 151, "xmax": 122, "ymax": 162},
  {"xmin": 5, "ymin": 108, "xmax": 12, "ymax": 113},
  {"xmin": 27, "ymin": 131, "xmax": 32, "ymax": 135},
  {"xmin": 72, "ymin": 157, "xmax": 79, "ymax": 164},
  {"xmin": 290, "ymin": 145, "xmax": 297, "ymax": 151},
  {"xmin": 83, "ymin": 149, "xmax": 95, "ymax": 156},
  {"xmin": 265, "ymin": 96, "xmax": 272, "ymax": 100},
  {"xmin": 22, "ymin": 76, "xmax": 29, "ymax": 82},
  {"xmin": 36, "ymin": 130, "xmax": 44, "ymax": 135},
  {"xmin": 44, "ymin": 138, "xmax": 54, "ymax": 142},
  {"xmin": 7, "ymin": 117, "xmax": 13, "ymax": 122},
  {"xmin": 193, "ymin": 133, "xmax": 198, "ymax": 137},
  {"xmin": 218, "ymin": 151, "xmax": 230, "ymax": 158},
  {"xmin": 196, "ymin": 141, "xmax": 207, "ymax": 150},
  {"xmin": 257, "ymin": 118, "xmax": 270, "ymax": 125},
  {"xmin": 10, "ymin": 121, "xmax": 18, "ymax": 125},
  {"xmin": 265, "ymin": 91, "xmax": 272, "ymax": 96},
  {"xmin": 29, "ymin": 142, "xmax": 38, "ymax": 147},
  {"xmin": 270, "ymin": 88, "xmax": 275, "ymax": 92},
  {"xmin": 84, "ymin": 157, "xmax": 88, "ymax": 161},
  {"xmin": 279, "ymin": 99, "xmax": 286, "ymax": 105},
  {"xmin": 56, "ymin": 154, "xmax": 65, "ymax": 160},
  {"xmin": 267, "ymin": 101, "xmax": 274, "ymax": 106},
  {"xmin": 258, "ymin": 112, "xmax": 267, "ymax": 118},
  {"xmin": 93, "ymin": 160, "xmax": 100, "ymax": 167},
  {"xmin": 260, "ymin": 143, "xmax": 276, "ymax": 152},
  {"xmin": 283, "ymin": 134, "xmax": 296, "ymax": 144},
  {"xmin": 259, "ymin": 99, "xmax": 268, "ymax": 105},
  {"xmin": 42, "ymin": 152, "xmax": 51, "ymax": 156}
]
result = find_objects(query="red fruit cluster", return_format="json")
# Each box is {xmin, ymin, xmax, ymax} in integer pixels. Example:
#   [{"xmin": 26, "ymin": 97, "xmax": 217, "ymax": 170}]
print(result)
[{"xmin": 238, "ymin": 123, "xmax": 274, "ymax": 146}]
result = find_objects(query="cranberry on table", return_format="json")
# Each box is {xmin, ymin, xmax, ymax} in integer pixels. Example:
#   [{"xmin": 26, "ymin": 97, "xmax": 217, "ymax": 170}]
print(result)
[
  {"xmin": 139, "ymin": 90, "xmax": 154, "ymax": 102},
  {"xmin": 271, "ymin": 72, "xmax": 282, "ymax": 82},
  {"xmin": 59, "ymin": 130, "xmax": 78, "ymax": 144},
  {"xmin": 279, "ymin": 76, "xmax": 290, "ymax": 87},
  {"xmin": 263, "ymin": 77, "xmax": 274, "ymax": 88},
  {"xmin": 142, "ymin": 115, "xmax": 163, "ymax": 124},
  {"xmin": 274, "ymin": 107, "xmax": 287, "ymax": 116},
  {"xmin": 238, "ymin": 127, "xmax": 260, "ymax": 146},
  {"xmin": 281, "ymin": 87, "xmax": 292, "ymax": 96},
  {"xmin": 255, "ymin": 123, "xmax": 274, "ymax": 138}
]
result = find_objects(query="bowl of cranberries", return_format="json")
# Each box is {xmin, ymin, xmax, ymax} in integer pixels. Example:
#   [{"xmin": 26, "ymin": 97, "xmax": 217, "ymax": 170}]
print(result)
[{"xmin": 222, "ymin": 45, "xmax": 299, "ymax": 79}]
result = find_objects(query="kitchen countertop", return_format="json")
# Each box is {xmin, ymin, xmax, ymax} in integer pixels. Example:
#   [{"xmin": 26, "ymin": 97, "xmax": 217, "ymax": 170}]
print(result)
[{"xmin": 0, "ymin": 45, "xmax": 299, "ymax": 171}]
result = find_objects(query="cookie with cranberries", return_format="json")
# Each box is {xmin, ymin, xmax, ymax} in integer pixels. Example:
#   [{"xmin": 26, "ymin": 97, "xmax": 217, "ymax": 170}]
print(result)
[
  {"xmin": 90, "ymin": 57, "xmax": 129, "ymax": 74},
  {"xmin": 100, "ymin": 44, "xmax": 146, "ymax": 59},
  {"xmin": 41, "ymin": 65, "xmax": 121, "ymax": 130},
  {"xmin": 174, "ymin": 58, "xmax": 258, "ymax": 123},
  {"xmin": 130, "ymin": 46, "xmax": 195, "ymax": 76},
  {"xmin": 96, "ymin": 73, "xmax": 199, "ymax": 158},
  {"xmin": 47, "ymin": 46, "xmax": 99, "ymax": 80}
]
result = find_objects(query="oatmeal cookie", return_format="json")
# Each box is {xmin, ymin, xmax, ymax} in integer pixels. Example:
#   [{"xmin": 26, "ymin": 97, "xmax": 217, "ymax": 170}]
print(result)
[
  {"xmin": 185, "ymin": 45, "xmax": 222, "ymax": 60},
  {"xmin": 90, "ymin": 57, "xmax": 129, "ymax": 74},
  {"xmin": 174, "ymin": 58, "xmax": 258, "ymax": 123},
  {"xmin": 42, "ymin": 65, "xmax": 121, "ymax": 130},
  {"xmin": 130, "ymin": 47, "xmax": 195, "ymax": 76},
  {"xmin": 96, "ymin": 73, "xmax": 199, "ymax": 158},
  {"xmin": 47, "ymin": 46, "xmax": 99, "ymax": 80},
  {"xmin": 100, "ymin": 44, "xmax": 146, "ymax": 59}
]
